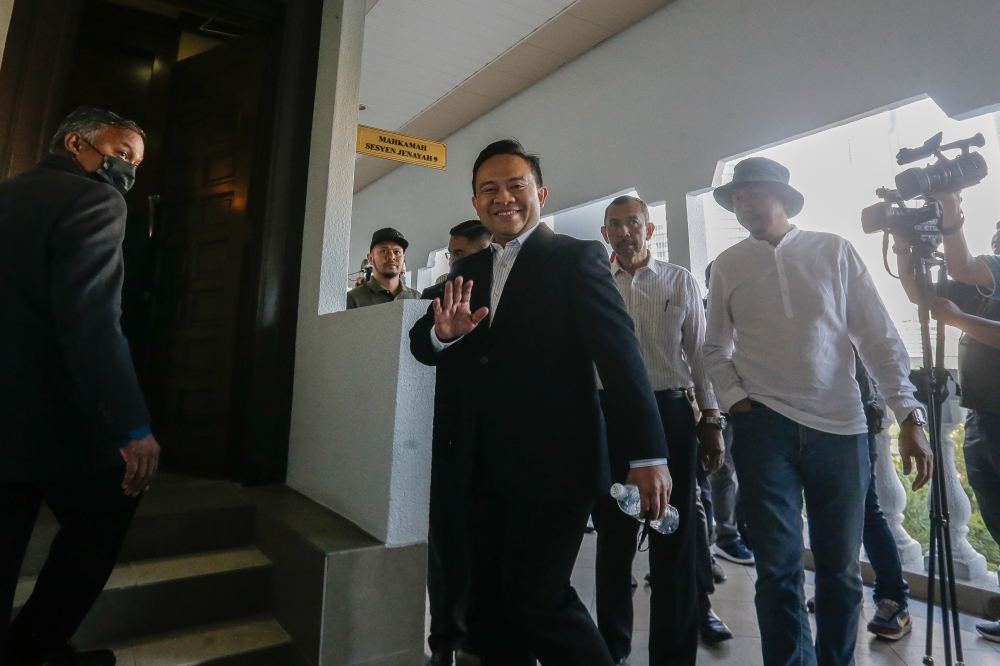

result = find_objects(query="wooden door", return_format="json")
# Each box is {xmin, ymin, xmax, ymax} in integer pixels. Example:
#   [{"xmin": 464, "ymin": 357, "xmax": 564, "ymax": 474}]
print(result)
[{"xmin": 144, "ymin": 35, "xmax": 265, "ymax": 478}]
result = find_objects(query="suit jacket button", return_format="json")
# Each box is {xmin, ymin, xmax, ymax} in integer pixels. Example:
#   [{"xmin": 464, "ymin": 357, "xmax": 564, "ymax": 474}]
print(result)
[{"xmin": 479, "ymin": 356, "xmax": 489, "ymax": 365}]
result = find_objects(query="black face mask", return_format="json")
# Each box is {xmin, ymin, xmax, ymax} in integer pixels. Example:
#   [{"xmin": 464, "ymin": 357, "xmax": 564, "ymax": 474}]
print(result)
[
  {"xmin": 93, "ymin": 154, "xmax": 137, "ymax": 196},
  {"xmin": 76, "ymin": 139, "xmax": 138, "ymax": 196}
]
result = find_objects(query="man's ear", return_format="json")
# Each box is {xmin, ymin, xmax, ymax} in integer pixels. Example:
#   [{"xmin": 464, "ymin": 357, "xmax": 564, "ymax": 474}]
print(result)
[
  {"xmin": 600, "ymin": 225, "xmax": 610, "ymax": 244},
  {"xmin": 63, "ymin": 132, "xmax": 85, "ymax": 156},
  {"xmin": 537, "ymin": 186, "xmax": 548, "ymax": 207},
  {"xmin": 645, "ymin": 222, "xmax": 655, "ymax": 241}
]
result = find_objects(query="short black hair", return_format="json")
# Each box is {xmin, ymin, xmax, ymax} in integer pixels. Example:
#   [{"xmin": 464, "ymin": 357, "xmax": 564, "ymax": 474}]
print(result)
[
  {"xmin": 472, "ymin": 138, "xmax": 543, "ymax": 193},
  {"xmin": 449, "ymin": 219, "xmax": 491, "ymax": 243},
  {"xmin": 50, "ymin": 106, "xmax": 146, "ymax": 154},
  {"xmin": 604, "ymin": 195, "xmax": 649, "ymax": 225}
]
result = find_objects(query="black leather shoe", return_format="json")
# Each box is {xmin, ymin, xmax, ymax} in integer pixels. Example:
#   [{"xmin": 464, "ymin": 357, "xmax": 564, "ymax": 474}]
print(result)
[
  {"xmin": 44, "ymin": 647, "xmax": 116, "ymax": 666},
  {"xmin": 699, "ymin": 609, "xmax": 734, "ymax": 644},
  {"xmin": 427, "ymin": 650, "xmax": 456, "ymax": 666},
  {"xmin": 711, "ymin": 555, "xmax": 727, "ymax": 583}
]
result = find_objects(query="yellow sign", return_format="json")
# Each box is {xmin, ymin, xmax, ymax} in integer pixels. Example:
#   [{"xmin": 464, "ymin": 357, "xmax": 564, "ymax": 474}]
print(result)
[{"xmin": 356, "ymin": 125, "xmax": 447, "ymax": 170}]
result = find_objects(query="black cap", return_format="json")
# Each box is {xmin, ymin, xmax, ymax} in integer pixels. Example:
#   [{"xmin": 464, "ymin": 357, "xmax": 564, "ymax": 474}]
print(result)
[{"xmin": 370, "ymin": 227, "xmax": 408, "ymax": 251}]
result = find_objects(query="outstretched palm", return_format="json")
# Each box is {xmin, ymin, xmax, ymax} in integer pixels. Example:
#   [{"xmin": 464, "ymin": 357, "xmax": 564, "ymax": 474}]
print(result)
[{"xmin": 434, "ymin": 276, "xmax": 489, "ymax": 341}]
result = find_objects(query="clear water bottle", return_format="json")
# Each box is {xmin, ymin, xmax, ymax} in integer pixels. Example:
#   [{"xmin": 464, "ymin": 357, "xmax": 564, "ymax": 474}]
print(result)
[{"xmin": 610, "ymin": 483, "xmax": 680, "ymax": 535}]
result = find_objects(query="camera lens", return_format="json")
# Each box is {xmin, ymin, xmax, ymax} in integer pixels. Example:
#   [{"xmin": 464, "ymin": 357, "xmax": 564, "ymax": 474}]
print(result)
[{"xmin": 895, "ymin": 167, "xmax": 935, "ymax": 200}]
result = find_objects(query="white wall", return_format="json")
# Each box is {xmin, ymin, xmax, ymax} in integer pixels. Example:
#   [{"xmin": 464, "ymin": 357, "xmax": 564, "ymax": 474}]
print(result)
[{"xmin": 352, "ymin": 0, "xmax": 1000, "ymax": 280}]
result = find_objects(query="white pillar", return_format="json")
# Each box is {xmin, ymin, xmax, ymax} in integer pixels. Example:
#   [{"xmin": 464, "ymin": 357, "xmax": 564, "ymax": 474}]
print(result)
[
  {"xmin": 926, "ymin": 424, "xmax": 988, "ymax": 581},
  {"xmin": 873, "ymin": 425, "xmax": 923, "ymax": 566},
  {"xmin": 0, "ymin": 0, "xmax": 13, "ymax": 67},
  {"xmin": 299, "ymin": 0, "xmax": 366, "ymax": 316},
  {"xmin": 287, "ymin": 301, "xmax": 434, "ymax": 546}
]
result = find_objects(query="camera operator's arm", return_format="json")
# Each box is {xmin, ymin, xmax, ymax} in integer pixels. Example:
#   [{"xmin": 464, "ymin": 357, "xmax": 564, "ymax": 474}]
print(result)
[
  {"xmin": 935, "ymin": 191, "xmax": 995, "ymax": 288},
  {"xmin": 931, "ymin": 296, "xmax": 1000, "ymax": 349}
]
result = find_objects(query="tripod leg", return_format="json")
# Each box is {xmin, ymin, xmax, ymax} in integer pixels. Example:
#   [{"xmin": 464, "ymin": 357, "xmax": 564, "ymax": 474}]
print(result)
[
  {"xmin": 940, "ymin": 491, "xmax": 965, "ymax": 665},
  {"xmin": 924, "ymin": 502, "xmax": 938, "ymax": 664},
  {"xmin": 936, "ymin": 518, "xmax": 953, "ymax": 666}
]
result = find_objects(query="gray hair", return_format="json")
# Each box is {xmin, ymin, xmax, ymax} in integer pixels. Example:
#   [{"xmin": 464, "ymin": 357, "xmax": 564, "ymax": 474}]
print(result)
[
  {"xmin": 604, "ymin": 194, "xmax": 649, "ymax": 225},
  {"xmin": 49, "ymin": 106, "xmax": 146, "ymax": 154}
]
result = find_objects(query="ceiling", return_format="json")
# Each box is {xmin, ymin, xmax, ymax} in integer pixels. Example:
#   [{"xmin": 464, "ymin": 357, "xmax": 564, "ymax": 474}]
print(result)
[{"xmin": 355, "ymin": 0, "xmax": 673, "ymax": 192}]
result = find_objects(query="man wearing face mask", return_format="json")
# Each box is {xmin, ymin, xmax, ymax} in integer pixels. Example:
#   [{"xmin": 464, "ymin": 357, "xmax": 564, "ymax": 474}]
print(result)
[{"xmin": 0, "ymin": 107, "xmax": 159, "ymax": 666}]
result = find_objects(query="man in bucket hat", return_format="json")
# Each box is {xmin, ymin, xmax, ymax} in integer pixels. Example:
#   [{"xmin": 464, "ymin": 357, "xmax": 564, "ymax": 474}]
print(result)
[{"xmin": 703, "ymin": 157, "xmax": 932, "ymax": 666}]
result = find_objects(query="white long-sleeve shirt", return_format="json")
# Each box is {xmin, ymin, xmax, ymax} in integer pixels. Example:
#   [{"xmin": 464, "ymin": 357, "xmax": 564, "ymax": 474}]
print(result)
[
  {"xmin": 604, "ymin": 258, "xmax": 718, "ymax": 410},
  {"xmin": 704, "ymin": 226, "xmax": 921, "ymax": 435}
]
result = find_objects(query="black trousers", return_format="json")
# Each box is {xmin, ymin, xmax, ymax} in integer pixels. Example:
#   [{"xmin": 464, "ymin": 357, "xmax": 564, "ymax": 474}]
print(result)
[
  {"xmin": 693, "ymin": 468, "xmax": 715, "ymax": 607},
  {"xmin": 468, "ymin": 488, "xmax": 611, "ymax": 666},
  {"xmin": 593, "ymin": 392, "xmax": 699, "ymax": 666},
  {"xmin": 0, "ymin": 466, "xmax": 139, "ymax": 666},
  {"xmin": 427, "ymin": 458, "xmax": 475, "ymax": 653}
]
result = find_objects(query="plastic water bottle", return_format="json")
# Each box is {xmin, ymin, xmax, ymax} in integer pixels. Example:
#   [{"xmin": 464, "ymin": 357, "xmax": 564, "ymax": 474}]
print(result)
[{"xmin": 610, "ymin": 483, "xmax": 680, "ymax": 535}]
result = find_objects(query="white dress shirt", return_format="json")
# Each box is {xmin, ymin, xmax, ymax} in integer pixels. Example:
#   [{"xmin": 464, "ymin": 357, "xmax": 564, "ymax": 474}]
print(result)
[
  {"xmin": 704, "ymin": 226, "xmax": 922, "ymax": 435},
  {"xmin": 605, "ymin": 257, "xmax": 718, "ymax": 410},
  {"xmin": 430, "ymin": 221, "xmax": 665, "ymax": 468}
]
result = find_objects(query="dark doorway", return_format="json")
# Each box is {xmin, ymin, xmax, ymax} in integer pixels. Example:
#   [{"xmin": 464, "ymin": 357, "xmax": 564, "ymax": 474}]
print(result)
[{"xmin": 0, "ymin": 0, "xmax": 323, "ymax": 484}]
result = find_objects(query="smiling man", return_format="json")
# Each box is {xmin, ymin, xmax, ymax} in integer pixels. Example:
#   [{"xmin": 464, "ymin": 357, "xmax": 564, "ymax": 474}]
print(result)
[
  {"xmin": 704, "ymin": 157, "xmax": 931, "ymax": 666},
  {"xmin": 409, "ymin": 139, "xmax": 671, "ymax": 665}
]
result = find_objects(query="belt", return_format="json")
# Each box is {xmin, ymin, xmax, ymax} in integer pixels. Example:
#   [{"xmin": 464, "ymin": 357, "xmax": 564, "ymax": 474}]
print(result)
[{"xmin": 656, "ymin": 388, "xmax": 695, "ymax": 401}]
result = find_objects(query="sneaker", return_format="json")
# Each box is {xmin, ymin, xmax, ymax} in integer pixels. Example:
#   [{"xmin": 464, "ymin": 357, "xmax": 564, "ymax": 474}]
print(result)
[
  {"xmin": 712, "ymin": 555, "xmax": 727, "ymax": 583},
  {"xmin": 976, "ymin": 619, "xmax": 1000, "ymax": 643},
  {"xmin": 714, "ymin": 538, "xmax": 754, "ymax": 565},
  {"xmin": 867, "ymin": 599, "xmax": 912, "ymax": 640}
]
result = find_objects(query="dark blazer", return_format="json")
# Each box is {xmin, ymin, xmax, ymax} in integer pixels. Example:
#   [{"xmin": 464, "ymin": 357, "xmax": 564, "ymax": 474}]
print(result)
[
  {"xmin": 421, "ymin": 282, "xmax": 472, "ymax": 490},
  {"xmin": 0, "ymin": 155, "xmax": 150, "ymax": 481},
  {"xmin": 410, "ymin": 224, "xmax": 667, "ymax": 500}
]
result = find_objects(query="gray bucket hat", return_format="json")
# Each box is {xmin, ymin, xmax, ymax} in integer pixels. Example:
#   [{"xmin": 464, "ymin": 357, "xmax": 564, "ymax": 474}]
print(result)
[{"xmin": 713, "ymin": 157, "xmax": 804, "ymax": 218}]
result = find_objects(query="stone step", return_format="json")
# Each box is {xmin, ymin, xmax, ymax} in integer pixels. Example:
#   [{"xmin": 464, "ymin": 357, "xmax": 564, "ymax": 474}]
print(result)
[
  {"xmin": 107, "ymin": 616, "xmax": 295, "ymax": 666},
  {"xmin": 21, "ymin": 475, "xmax": 256, "ymax": 577},
  {"xmin": 15, "ymin": 546, "xmax": 272, "ymax": 648}
]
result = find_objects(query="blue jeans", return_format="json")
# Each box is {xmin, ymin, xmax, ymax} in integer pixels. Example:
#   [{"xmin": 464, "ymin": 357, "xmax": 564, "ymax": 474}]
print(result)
[
  {"xmin": 732, "ymin": 404, "xmax": 869, "ymax": 666},
  {"xmin": 863, "ymin": 433, "xmax": 909, "ymax": 606}
]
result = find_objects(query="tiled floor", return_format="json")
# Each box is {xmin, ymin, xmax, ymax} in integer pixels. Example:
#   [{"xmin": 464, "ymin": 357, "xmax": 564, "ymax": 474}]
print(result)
[
  {"xmin": 571, "ymin": 532, "xmax": 1000, "ymax": 666},
  {"xmin": 431, "ymin": 532, "xmax": 1000, "ymax": 665}
]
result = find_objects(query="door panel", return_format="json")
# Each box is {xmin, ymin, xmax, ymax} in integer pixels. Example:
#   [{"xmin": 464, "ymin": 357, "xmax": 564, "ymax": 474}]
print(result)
[{"xmin": 146, "ymin": 35, "xmax": 264, "ymax": 478}]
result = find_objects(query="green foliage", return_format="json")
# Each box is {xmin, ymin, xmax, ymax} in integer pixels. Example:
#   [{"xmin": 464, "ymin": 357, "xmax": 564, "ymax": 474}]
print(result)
[{"xmin": 891, "ymin": 422, "xmax": 1000, "ymax": 570}]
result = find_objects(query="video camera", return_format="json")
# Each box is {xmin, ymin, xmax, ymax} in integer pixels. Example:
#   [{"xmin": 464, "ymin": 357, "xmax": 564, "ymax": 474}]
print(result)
[{"xmin": 861, "ymin": 131, "xmax": 988, "ymax": 240}]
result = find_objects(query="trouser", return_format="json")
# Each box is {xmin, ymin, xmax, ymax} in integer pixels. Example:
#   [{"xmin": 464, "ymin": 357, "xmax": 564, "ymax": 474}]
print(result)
[
  {"xmin": 427, "ymin": 457, "xmax": 476, "ymax": 654},
  {"xmin": 593, "ymin": 392, "xmax": 699, "ymax": 666},
  {"xmin": 694, "ymin": 469, "xmax": 715, "ymax": 607},
  {"xmin": 469, "ymin": 489, "xmax": 609, "ymax": 666},
  {"xmin": 731, "ymin": 404, "xmax": 868, "ymax": 666},
  {"xmin": 862, "ymin": 433, "xmax": 909, "ymax": 607},
  {"xmin": 964, "ymin": 410, "xmax": 1000, "ymax": 547},
  {"xmin": 0, "ymin": 466, "xmax": 140, "ymax": 666},
  {"xmin": 710, "ymin": 424, "xmax": 741, "ymax": 546}
]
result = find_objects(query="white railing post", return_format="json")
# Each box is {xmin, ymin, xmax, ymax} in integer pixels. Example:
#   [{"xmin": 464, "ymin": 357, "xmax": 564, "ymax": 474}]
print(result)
[
  {"xmin": 874, "ymin": 418, "xmax": 923, "ymax": 566},
  {"xmin": 926, "ymin": 419, "xmax": 988, "ymax": 581}
]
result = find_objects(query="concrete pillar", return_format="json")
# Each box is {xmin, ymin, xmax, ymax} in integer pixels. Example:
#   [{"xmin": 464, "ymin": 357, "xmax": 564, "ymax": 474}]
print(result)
[
  {"xmin": 287, "ymin": 301, "xmax": 434, "ymax": 546},
  {"xmin": 0, "ymin": 0, "xmax": 13, "ymax": 67},
  {"xmin": 872, "ymin": 425, "xmax": 923, "ymax": 567},
  {"xmin": 288, "ymin": 0, "xmax": 436, "ymax": 548},
  {"xmin": 299, "ymin": 0, "xmax": 365, "ymax": 316}
]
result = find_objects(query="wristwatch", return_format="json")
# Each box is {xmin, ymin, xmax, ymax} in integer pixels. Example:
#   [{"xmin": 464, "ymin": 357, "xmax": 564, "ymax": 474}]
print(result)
[
  {"xmin": 699, "ymin": 415, "xmax": 729, "ymax": 431},
  {"xmin": 903, "ymin": 407, "xmax": 928, "ymax": 427}
]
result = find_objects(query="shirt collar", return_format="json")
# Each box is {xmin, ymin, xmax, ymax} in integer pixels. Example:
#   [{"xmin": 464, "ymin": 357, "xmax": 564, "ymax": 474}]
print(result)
[
  {"xmin": 492, "ymin": 220, "xmax": 542, "ymax": 253},
  {"xmin": 747, "ymin": 224, "xmax": 799, "ymax": 249},
  {"xmin": 612, "ymin": 253, "xmax": 659, "ymax": 276},
  {"xmin": 365, "ymin": 279, "xmax": 390, "ymax": 294}
]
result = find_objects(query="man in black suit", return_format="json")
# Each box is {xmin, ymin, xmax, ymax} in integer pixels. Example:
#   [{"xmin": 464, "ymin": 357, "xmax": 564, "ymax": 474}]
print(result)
[
  {"xmin": 410, "ymin": 139, "xmax": 671, "ymax": 665},
  {"xmin": 422, "ymin": 220, "xmax": 492, "ymax": 666},
  {"xmin": 0, "ymin": 107, "xmax": 160, "ymax": 666}
]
